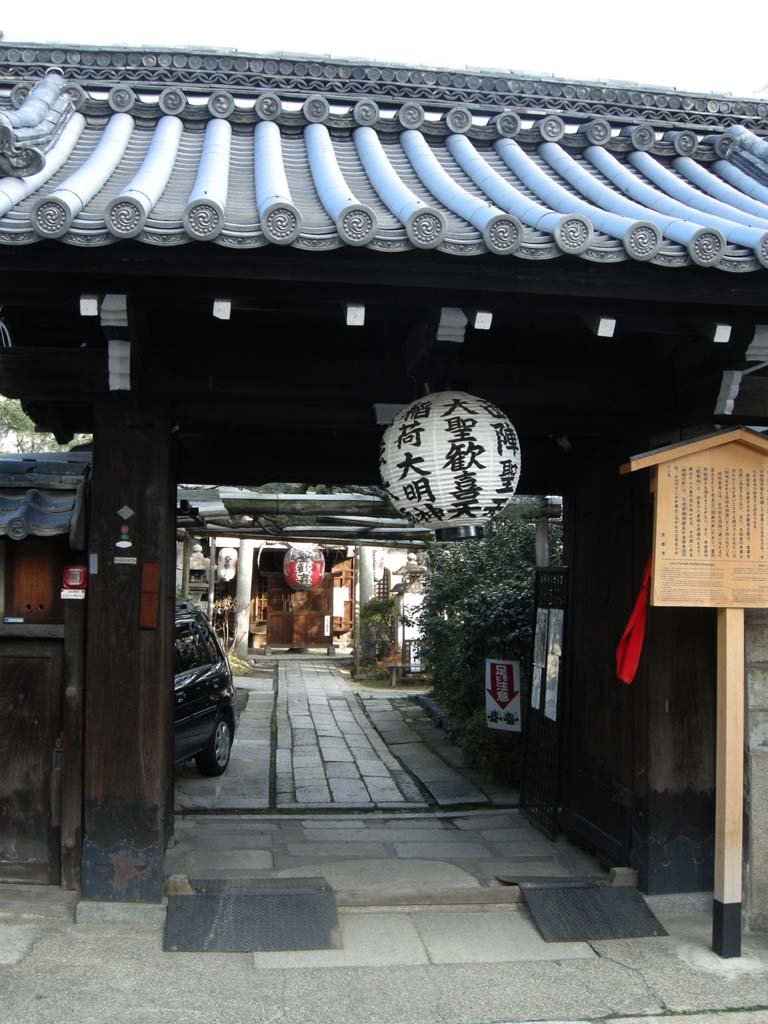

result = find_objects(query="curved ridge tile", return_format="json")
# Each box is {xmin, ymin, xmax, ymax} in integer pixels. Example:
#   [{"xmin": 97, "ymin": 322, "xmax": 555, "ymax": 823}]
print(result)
[
  {"xmin": 537, "ymin": 142, "xmax": 662, "ymax": 260},
  {"xmin": 594, "ymin": 146, "xmax": 768, "ymax": 267},
  {"xmin": 104, "ymin": 116, "xmax": 183, "ymax": 239},
  {"xmin": 721, "ymin": 128, "xmax": 768, "ymax": 192},
  {"xmin": 446, "ymin": 136, "xmax": 573, "ymax": 254},
  {"xmin": 0, "ymin": 72, "xmax": 65, "ymax": 132},
  {"xmin": 586, "ymin": 146, "xmax": 740, "ymax": 266},
  {"xmin": 713, "ymin": 158, "xmax": 768, "ymax": 208},
  {"xmin": 305, "ymin": 123, "xmax": 377, "ymax": 246},
  {"xmin": 183, "ymin": 118, "xmax": 231, "ymax": 241},
  {"xmin": 254, "ymin": 121, "xmax": 302, "ymax": 245},
  {"xmin": 330, "ymin": 136, "xmax": 404, "ymax": 241},
  {"xmin": 493, "ymin": 139, "xmax": 595, "ymax": 256},
  {"xmin": 281, "ymin": 135, "xmax": 335, "ymax": 241},
  {"xmin": 673, "ymin": 156, "xmax": 768, "ymax": 222},
  {"xmin": 726, "ymin": 125, "xmax": 768, "ymax": 166},
  {"xmin": 401, "ymin": 131, "xmax": 521, "ymax": 255},
  {"xmin": 30, "ymin": 113, "xmax": 134, "ymax": 238},
  {"xmin": 0, "ymin": 71, "xmax": 69, "ymax": 175},
  {"xmin": 353, "ymin": 126, "xmax": 446, "ymax": 249},
  {"xmin": 0, "ymin": 113, "xmax": 85, "ymax": 217},
  {"xmin": 629, "ymin": 151, "xmax": 768, "ymax": 235}
]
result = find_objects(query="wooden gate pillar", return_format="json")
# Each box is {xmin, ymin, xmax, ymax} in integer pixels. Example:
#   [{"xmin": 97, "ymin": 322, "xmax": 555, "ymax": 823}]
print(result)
[{"xmin": 82, "ymin": 399, "xmax": 175, "ymax": 902}]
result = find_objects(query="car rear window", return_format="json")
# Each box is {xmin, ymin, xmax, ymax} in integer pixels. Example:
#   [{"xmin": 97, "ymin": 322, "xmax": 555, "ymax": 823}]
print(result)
[
  {"xmin": 197, "ymin": 620, "xmax": 223, "ymax": 663},
  {"xmin": 174, "ymin": 621, "xmax": 211, "ymax": 673}
]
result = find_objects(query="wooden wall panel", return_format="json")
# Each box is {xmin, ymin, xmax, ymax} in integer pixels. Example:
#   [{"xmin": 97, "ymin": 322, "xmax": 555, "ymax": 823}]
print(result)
[
  {"xmin": 4, "ymin": 538, "xmax": 67, "ymax": 623},
  {"xmin": 0, "ymin": 640, "xmax": 63, "ymax": 884}
]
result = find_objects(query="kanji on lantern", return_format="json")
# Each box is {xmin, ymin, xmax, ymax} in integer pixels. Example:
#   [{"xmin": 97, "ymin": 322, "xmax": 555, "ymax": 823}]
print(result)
[
  {"xmin": 380, "ymin": 390, "xmax": 521, "ymax": 540},
  {"xmin": 283, "ymin": 546, "xmax": 325, "ymax": 591}
]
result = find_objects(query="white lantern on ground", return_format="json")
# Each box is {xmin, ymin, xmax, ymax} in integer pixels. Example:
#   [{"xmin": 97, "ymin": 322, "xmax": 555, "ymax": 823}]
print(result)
[{"xmin": 379, "ymin": 391, "xmax": 521, "ymax": 541}]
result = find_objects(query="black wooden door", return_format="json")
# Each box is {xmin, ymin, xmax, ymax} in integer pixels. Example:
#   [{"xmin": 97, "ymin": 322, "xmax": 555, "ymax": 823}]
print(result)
[
  {"xmin": 0, "ymin": 640, "xmax": 63, "ymax": 884},
  {"xmin": 520, "ymin": 568, "xmax": 567, "ymax": 839}
]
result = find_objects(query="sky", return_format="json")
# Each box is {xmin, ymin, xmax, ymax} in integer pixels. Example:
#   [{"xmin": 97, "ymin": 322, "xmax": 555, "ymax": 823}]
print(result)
[{"xmin": 2, "ymin": 0, "xmax": 767, "ymax": 98}]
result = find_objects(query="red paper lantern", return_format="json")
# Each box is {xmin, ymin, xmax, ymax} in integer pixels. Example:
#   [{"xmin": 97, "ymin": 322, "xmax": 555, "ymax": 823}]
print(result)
[{"xmin": 283, "ymin": 547, "xmax": 325, "ymax": 591}]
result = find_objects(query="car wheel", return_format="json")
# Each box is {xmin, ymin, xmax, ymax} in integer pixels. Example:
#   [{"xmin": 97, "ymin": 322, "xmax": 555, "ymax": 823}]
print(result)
[{"xmin": 195, "ymin": 717, "xmax": 233, "ymax": 776}]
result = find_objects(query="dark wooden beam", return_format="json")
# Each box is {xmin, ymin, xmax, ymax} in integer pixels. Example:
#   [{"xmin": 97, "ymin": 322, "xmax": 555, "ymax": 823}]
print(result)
[
  {"xmin": 1, "ymin": 242, "xmax": 768, "ymax": 310},
  {"xmin": 0, "ymin": 349, "xmax": 106, "ymax": 399},
  {"xmin": 82, "ymin": 399, "xmax": 175, "ymax": 903}
]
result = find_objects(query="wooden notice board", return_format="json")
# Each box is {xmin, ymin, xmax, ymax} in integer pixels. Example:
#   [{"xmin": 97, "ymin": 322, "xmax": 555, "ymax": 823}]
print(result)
[
  {"xmin": 623, "ymin": 427, "xmax": 768, "ymax": 959},
  {"xmin": 624, "ymin": 429, "xmax": 768, "ymax": 609},
  {"xmin": 651, "ymin": 444, "xmax": 768, "ymax": 607}
]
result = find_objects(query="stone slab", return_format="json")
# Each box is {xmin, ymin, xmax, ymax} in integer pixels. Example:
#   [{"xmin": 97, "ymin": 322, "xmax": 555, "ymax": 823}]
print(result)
[
  {"xmin": 0, "ymin": 885, "xmax": 78, "ymax": 923},
  {"xmin": 486, "ymin": 841, "xmax": 563, "ymax": 857},
  {"xmin": 412, "ymin": 908, "xmax": 596, "ymax": 963},
  {"xmin": 190, "ymin": 850, "xmax": 274, "ymax": 872},
  {"xmin": 389, "ymin": 743, "xmax": 461, "ymax": 781},
  {"xmin": 325, "ymin": 762, "xmax": 363, "ymax": 779},
  {"xmin": 364, "ymin": 782, "xmax": 406, "ymax": 803},
  {"xmin": 393, "ymin": 842, "xmax": 493, "ymax": 860},
  {"xmin": 275, "ymin": 858, "xmax": 482, "ymax": 893},
  {"xmin": 302, "ymin": 819, "xmax": 368, "ymax": 829},
  {"xmin": 295, "ymin": 787, "xmax": 332, "ymax": 803},
  {"xmin": 252, "ymin": 911, "xmax": 429, "ymax": 968},
  {"xmin": 75, "ymin": 900, "xmax": 167, "ymax": 925},
  {"xmin": 321, "ymin": 749, "xmax": 355, "ymax": 763},
  {"xmin": 424, "ymin": 779, "xmax": 489, "ymax": 805},
  {"xmin": 450, "ymin": 813, "xmax": 521, "ymax": 830},
  {"xmin": 285, "ymin": 843, "xmax": 388, "ymax": 860}
]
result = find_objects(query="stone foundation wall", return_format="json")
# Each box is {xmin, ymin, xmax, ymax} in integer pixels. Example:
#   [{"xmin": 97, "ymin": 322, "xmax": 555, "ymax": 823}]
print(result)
[{"xmin": 746, "ymin": 608, "xmax": 768, "ymax": 932}]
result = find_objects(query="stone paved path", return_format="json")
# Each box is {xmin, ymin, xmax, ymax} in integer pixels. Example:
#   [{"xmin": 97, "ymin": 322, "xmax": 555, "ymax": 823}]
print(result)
[
  {"xmin": 176, "ymin": 661, "xmax": 517, "ymax": 812},
  {"xmin": 276, "ymin": 663, "xmax": 427, "ymax": 809},
  {"xmin": 165, "ymin": 807, "xmax": 606, "ymax": 890}
]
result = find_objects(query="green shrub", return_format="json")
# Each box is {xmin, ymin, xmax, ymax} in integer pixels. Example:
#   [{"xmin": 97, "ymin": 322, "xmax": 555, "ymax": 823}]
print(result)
[
  {"xmin": 417, "ymin": 503, "xmax": 543, "ymax": 782},
  {"xmin": 360, "ymin": 596, "xmax": 397, "ymax": 659}
]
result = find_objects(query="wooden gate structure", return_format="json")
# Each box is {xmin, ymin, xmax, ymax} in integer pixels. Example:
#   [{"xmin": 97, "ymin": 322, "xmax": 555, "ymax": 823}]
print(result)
[
  {"xmin": 520, "ymin": 567, "xmax": 567, "ymax": 839},
  {"xmin": 2, "ymin": 42, "xmax": 768, "ymax": 903}
]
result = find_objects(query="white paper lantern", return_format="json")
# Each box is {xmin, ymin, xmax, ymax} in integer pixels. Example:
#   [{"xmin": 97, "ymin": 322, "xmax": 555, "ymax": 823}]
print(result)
[
  {"xmin": 380, "ymin": 391, "xmax": 521, "ymax": 540},
  {"xmin": 217, "ymin": 546, "xmax": 238, "ymax": 581}
]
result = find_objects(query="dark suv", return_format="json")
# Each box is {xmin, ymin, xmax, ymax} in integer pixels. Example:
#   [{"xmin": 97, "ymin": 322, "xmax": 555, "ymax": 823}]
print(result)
[{"xmin": 174, "ymin": 601, "xmax": 236, "ymax": 775}]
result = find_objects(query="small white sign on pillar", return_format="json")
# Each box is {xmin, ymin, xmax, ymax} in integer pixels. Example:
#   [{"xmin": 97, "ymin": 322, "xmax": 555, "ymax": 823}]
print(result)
[{"xmin": 485, "ymin": 659, "xmax": 522, "ymax": 732}]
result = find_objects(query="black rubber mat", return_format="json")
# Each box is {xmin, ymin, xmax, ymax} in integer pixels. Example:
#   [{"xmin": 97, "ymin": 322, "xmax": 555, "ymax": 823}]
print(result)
[
  {"xmin": 164, "ymin": 877, "xmax": 339, "ymax": 952},
  {"xmin": 510, "ymin": 880, "xmax": 667, "ymax": 942}
]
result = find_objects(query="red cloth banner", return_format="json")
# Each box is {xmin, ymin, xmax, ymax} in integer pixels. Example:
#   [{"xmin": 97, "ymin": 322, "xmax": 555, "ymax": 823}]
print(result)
[{"xmin": 616, "ymin": 556, "xmax": 652, "ymax": 685}]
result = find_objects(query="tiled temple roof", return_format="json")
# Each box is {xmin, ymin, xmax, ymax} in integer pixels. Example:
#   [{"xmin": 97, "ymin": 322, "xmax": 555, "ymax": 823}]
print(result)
[
  {"xmin": 0, "ymin": 452, "xmax": 89, "ymax": 541},
  {"xmin": 2, "ymin": 44, "xmax": 768, "ymax": 271}
]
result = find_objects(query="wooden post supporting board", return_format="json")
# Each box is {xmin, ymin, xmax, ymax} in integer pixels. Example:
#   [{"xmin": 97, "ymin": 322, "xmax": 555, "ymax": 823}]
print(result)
[{"xmin": 714, "ymin": 606, "xmax": 744, "ymax": 958}]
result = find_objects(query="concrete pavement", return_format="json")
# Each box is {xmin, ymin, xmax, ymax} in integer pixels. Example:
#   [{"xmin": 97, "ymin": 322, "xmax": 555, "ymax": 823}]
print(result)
[{"xmin": 1, "ymin": 884, "xmax": 767, "ymax": 1024}]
